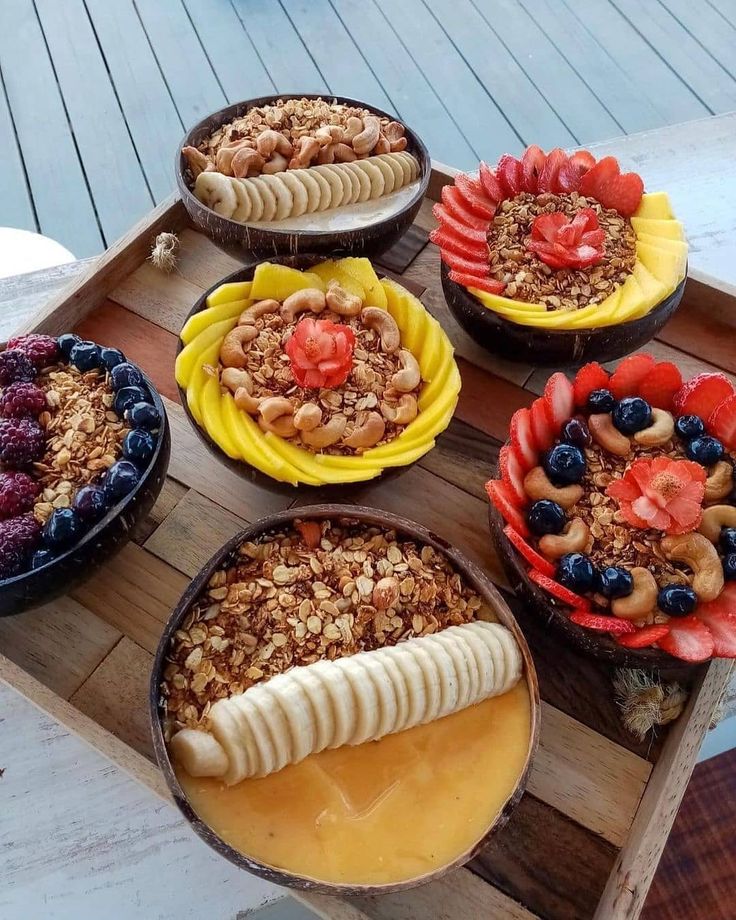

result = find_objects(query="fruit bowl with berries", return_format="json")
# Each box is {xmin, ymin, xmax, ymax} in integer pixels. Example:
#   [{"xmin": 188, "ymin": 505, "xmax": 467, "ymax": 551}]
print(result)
[
  {"xmin": 0, "ymin": 334, "xmax": 170, "ymax": 617},
  {"xmin": 434, "ymin": 146, "xmax": 687, "ymax": 366},
  {"xmin": 486, "ymin": 354, "xmax": 736, "ymax": 667}
]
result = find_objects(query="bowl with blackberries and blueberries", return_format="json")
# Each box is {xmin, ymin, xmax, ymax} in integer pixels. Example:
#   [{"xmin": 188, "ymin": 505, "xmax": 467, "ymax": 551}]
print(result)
[
  {"xmin": 0, "ymin": 333, "xmax": 170, "ymax": 616},
  {"xmin": 487, "ymin": 353, "xmax": 736, "ymax": 666}
]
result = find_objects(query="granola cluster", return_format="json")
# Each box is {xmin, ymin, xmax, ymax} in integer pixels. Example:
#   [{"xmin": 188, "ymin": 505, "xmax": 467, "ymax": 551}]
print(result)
[{"xmin": 161, "ymin": 519, "xmax": 483, "ymax": 736}]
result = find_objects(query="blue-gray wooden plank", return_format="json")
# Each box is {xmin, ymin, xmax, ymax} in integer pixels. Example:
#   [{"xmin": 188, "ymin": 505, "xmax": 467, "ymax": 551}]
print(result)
[
  {"xmin": 231, "ymin": 0, "xmax": 328, "ymax": 94},
  {"xmin": 375, "ymin": 0, "xmax": 522, "ymax": 160},
  {"xmin": 708, "ymin": 0, "xmax": 736, "ymax": 31},
  {"xmin": 0, "ymin": 0, "xmax": 102, "ymax": 257},
  {"xmin": 331, "ymin": 0, "xmax": 478, "ymax": 167},
  {"xmin": 660, "ymin": 0, "xmax": 736, "ymax": 83},
  {"xmin": 181, "ymin": 0, "xmax": 276, "ymax": 102},
  {"xmin": 134, "ymin": 0, "xmax": 227, "ymax": 126},
  {"xmin": 0, "ymin": 71, "xmax": 36, "ymax": 233},
  {"xmin": 84, "ymin": 0, "xmax": 184, "ymax": 203},
  {"xmin": 280, "ymin": 0, "xmax": 394, "ymax": 113}
]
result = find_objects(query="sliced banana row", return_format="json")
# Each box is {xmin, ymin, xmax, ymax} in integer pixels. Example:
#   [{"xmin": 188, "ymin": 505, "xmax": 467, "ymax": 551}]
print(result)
[
  {"xmin": 193, "ymin": 152, "xmax": 420, "ymax": 222},
  {"xmin": 170, "ymin": 620, "xmax": 522, "ymax": 785}
]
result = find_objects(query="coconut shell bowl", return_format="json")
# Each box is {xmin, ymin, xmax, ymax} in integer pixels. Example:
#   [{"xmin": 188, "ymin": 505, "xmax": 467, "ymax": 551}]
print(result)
[
  {"xmin": 177, "ymin": 93, "xmax": 430, "ymax": 258},
  {"xmin": 151, "ymin": 505, "xmax": 540, "ymax": 895},
  {"xmin": 174, "ymin": 254, "xmax": 461, "ymax": 494},
  {"xmin": 0, "ymin": 334, "xmax": 169, "ymax": 617},
  {"xmin": 432, "ymin": 145, "xmax": 688, "ymax": 367}
]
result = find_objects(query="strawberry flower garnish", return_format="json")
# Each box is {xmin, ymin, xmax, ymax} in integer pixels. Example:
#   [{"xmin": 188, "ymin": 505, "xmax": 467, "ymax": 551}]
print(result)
[
  {"xmin": 607, "ymin": 457, "xmax": 706, "ymax": 535},
  {"xmin": 526, "ymin": 208, "xmax": 605, "ymax": 270},
  {"xmin": 285, "ymin": 317, "xmax": 355, "ymax": 389}
]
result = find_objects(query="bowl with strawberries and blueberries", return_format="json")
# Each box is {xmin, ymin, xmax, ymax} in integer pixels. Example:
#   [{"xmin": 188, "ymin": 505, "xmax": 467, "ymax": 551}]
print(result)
[{"xmin": 487, "ymin": 353, "xmax": 736, "ymax": 666}]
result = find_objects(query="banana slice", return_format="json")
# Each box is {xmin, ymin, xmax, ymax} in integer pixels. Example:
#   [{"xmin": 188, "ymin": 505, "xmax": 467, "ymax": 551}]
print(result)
[
  {"xmin": 208, "ymin": 703, "xmax": 249, "ymax": 784},
  {"xmin": 236, "ymin": 694, "xmax": 276, "ymax": 777},
  {"xmin": 472, "ymin": 620, "xmax": 523, "ymax": 694},
  {"xmin": 353, "ymin": 160, "xmax": 385, "ymax": 199},
  {"xmin": 221, "ymin": 697, "xmax": 263, "ymax": 779},
  {"xmin": 278, "ymin": 170, "xmax": 309, "ymax": 217},
  {"xmin": 388, "ymin": 644, "xmax": 427, "ymax": 728},
  {"xmin": 464, "ymin": 621, "xmax": 506, "ymax": 693},
  {"xmin": 412, "ymin": 643, "xmax": 442, "ymax": 723},
  {"xmin": 194, "ymin": 172, "xmax": 237, "ymax": 218},
  {"xmin": 380, "ymin": 652, "xmax": 410, "ymax": 733},
  {"xmin": 316, "ymin": 663, "xmax": 357, "ymax": 749},
  {"xmin": 242, "ymin": 684, "xmax": 281, "ymax": 776},
  {"xmin": 265, "ymin": 676, "xmax": 315, "ymax": 764},
  {"xmin": 231, "ymin": 178, "xmax": 252, "ymax": 222},
  {"xmin": 297, "ymin": 168, "xmax": 322, "ymax": 212},
  {"xmin": 314, "ymin": 164, "xmax": 344, "ymax": 209},
  {"xmin": 360, "ymin": 653, "xmax": 398, "ymax": 740},
  {"xmin": 325, "ymin": 164, "xmax": 354, "ymax": 205},
  {"xmin": 388, "ymin": 152, "xmax": 411, "ymax": 186},
  {"xmin": 169, "ymin": 729, "xmax": 228, "ymax": 778},
  {"xmin": 428, "ymin": 630, "xmax": 473, "ymax": 712},
  {"xmin": 398, "ymin": 151, "xmax": 420, "ymax": 180},
  {"xmin": 248, "ymin": 684, "xmax": 292, "ymax": 773},
  {"xmin": 242, "ymin": 178, "xmax": 263, "ymax": 221},
  {"xmin": 376, "ymin": 153, "xmax": 404, "ymax": 190},
  {"xmin": 459, "ymin": 629, "xmax": 495, "ymax": 698},
  {"xmin": 249, "ymin": 176, "xmax": 278, "ymax": 221},
  {"xmin": 259, "ymin": 174, "xmax": 294, "ymax": 221},
  {"xmin": 343, "ymin": 162, "xmax": 372, "ymax": 203},
  {"xmin": 371, "ymin": 155, "xmax": 396, "ymax": 195},
  {"xmin": 288, "ymin": 663, "xmax": 335, "ymax": 753},
  {"xmin": 421, "ymin": 638, "xmax": 460, "ymax": 718},
  {"xmin": 308, "ymin": 167, "xmax": 333, "ymax": 211},
  {"xmin": 334, "ymin": 163, "xmax": 360, "ymax": 204},
  {"xmin": 338, "ymin": 656, "xmax": 381, "ymax": 745}
]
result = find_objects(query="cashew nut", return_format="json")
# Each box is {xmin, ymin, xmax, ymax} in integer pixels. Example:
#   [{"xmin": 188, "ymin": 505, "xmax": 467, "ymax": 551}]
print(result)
[
  {"xmin": 661, "ymin": 532, "xmax": 724, "ymax": 602},
  {"xmin": 374, "ymin": 133, "xmax": 391, "ymax": 155},
  {"xmin": 231, "ymin": 147, "xmax": 265, "ymax": 179},
  {"xmin": 288, "ymin": 136, "xmax": 321, "ymax": 169},
  {"xmin": 238, "ymin": 299, "xmax": 280, "ymax": 325},
  {"xmin": 704, "ymin": 461, "xmax": 734, "ymax": 503},
  {"xmin": 538, "ymin": 518, "xmax": 590, "ymax": 560},
  {"xmin": 523, "ymin": 466, "xmax": 583, "ymax": 510},
  {"xmin": 262, "ymin": 153, "xmax": 288, "ymax": 174},
  {"xmin": 390, "ymin": 350, "xmax": 421, "ymax": 393},
  {"xmin": 293, "ymin": 402, "xmax": 322, "ymax": 432},
  {"xmin": 326, "ymin": 281, "xmax": 362, "ymax": 317},
  {"xmin": 633, "ymin": 408, "xmax": 675, "ymax": 448},
  {"xmin": 181, "ymin": 146, "xmax": 209, "ymax": 178},
  {"xmin": 258, "ymin": 397, "xmax": 297, "ymax": 438},
  {"xmin": 215, "ymin": 143, "xmax": 243, "ymax": 176},
  {"xmin": 699, "ymin": 504, "xmax": 736, "ymax": 544},
  {"xmin": 315, "ymin": 125, "xmax": 344, "ymax": 146},
  {"xmin": 343, "ymin": 116, "xmax": 364, "ymax": 143},
  {"xmin": 220, "ymin": 325, "xmax": 258, "ymax": 368},
  {"xmin": 611, "ymin": 567, "xmax": 658, "ymax": 620},
  {"xmin": 384, "ymin": 121, "xmax": 407, "ymax": 152},
  {"xmin": 280, "ymin": 288, "xmax": 326, "ymax": 323},
  {"xmin": 300, "ymin": 415, "xmax": 347, "ymax": 448},
  {"xmin": 352, "ymin": 115, "xmax": 381, "ymax": 156},
  {"xmin": 381, "ymin": 394, "xmax": 418, "ymax": 425},
  {"xmin": 317, "ymin": 144, "xmax": 335, "ymax": 165},
  {"xmin": 220, "ymin": 368, "xmax": 260, "ymax": 414},
  {"xmin": 342, "ymin": 411, "xmax": 386, "ymax": 449},
  {"xmin": 373, "ymin": 576, "xmax": 400, "ymax": 610},
  {"xmin": 234, "ymin": 388, "xmax": 261, "ymax": 414},
  {"xmin": 255, "ymin": 129, "xmax": 293, "ymax": 159},
  {"xmin": 361, "ymin": 307, "xmax": 401, "ymax": 354},
  {"xmin": 334, "ymin": 143, "xmax": 357, "ymax": 162},
  {"xmin": 589, "ymin": 413, "xmax": 631, "ymax": 457}
]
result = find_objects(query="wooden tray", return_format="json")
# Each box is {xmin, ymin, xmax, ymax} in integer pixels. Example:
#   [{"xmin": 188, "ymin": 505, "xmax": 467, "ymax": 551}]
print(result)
[{"xmin": 2, "ymin": 162, "xmax": 734, "ymax": 920}]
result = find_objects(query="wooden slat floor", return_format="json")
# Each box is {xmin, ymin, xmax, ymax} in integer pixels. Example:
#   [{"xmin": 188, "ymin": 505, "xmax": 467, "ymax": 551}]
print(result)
[{"xmin": 2, "ymin": 0, "xmax": 736, "ymax": 257}]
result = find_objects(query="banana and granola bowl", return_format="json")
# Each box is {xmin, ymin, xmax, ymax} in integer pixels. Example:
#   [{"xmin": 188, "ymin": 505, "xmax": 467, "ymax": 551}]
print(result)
[{"xmin": 152, "ymin": 507, "xmax": 538, "ymax": 892}]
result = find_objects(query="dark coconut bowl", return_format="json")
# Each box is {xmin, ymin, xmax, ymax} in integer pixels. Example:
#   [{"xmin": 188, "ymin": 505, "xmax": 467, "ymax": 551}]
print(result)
[
  {"xmin": 176, "ymin": 93, "xmax": 430, "ymax": 258},
  {"xmin": 151, "ymin": 505, "xmax": 540, "ymax": 895},
  {"xmin": 440, "ymin": 261, "xmax": 687, "ymax": 368},
  {"xmin": 0, "ymin": 363, "xmax": 170, "ymax": 617}
]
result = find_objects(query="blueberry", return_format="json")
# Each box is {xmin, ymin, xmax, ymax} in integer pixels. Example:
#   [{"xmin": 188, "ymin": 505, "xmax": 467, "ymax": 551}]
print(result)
[
  {"xmin": 675, "ymin": 414, "xmax": 705, "ymax": 441},
  {"xmin": 69, "ymin": 341, "xmax": 101, "ymax": 372},
  {"xmin": 110, "ymin": 362, "xmax": 143, "ymax": 390},
  {"xmin": 720, "ymin": 528, "xmax": 736, "ymax": 554},
  {"xmin": 43, "ymin": 508, "xmax": 81, "ymax": 548},
  {"xmin": 100, "ymin": 347, "xmax": 126, "ymax": 371},
  {"xmin": 598, "ymin": 566, "xmax": 634, "ymax": 599},
  {"xmin": 114, "ymin": 386, "xmax": 149, "ymax": 417},
  {"xmin": 723, "ymin": 555, "xmax": 736, "ymax": 580},
  {"xmin": 57, "ymin": 334, "xmax": 81, "ymax": 359},
  {"xmin": 31, "ymin": 548, "xmax": 56, "ymax": 570},
  {"xmin": 612, "ymin": 397, "xmax": 652, "ymax": 435},
  {"xmin": 123, "ymin": 429, "xmax": 156, "ymax": 467},
  {"xmin": 562, "ymin": 417, "xmax": 592, "ymax": 449},
  {"xmin": 658, "ymin": 584, "xmax": 697, "ymax": 617},
  {"xmin": 527, "ymin": 499, "xmax": 566, "ymax": 536},
  {"xmin": 103, "ymin": 461, "xmax": 140, "ymax": 501},
  {"xmin": 587, "ymin": 389, "xmax": 615, "ymax": 413},
  {"xmin": 685, "ymin": 436, "xmax": 724, "ymax": 466},
  {"xmin": 557, "ymin": 553, "xmax": 596, "ymax": 594},
  {"xmin": 544, "ymin": 443, "xmax": 586, "ymax": 486},
  {"xmin": 125, "ymin": 401, "xmax": 161, "ymax": 431},
  {"xmin": 73, "ymin": 485, "xmax": 108, "ymax": 523}
]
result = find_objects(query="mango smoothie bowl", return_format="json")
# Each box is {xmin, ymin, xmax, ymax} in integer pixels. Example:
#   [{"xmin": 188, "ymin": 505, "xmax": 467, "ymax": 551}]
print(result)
[
  {"xmin": 435, "ymin": 145, "xmax": 687, "ymax": 366},
  {"xmin": 175, "ymin": 257, "xmax": 460, "ymax": 490},
  {"xmin": 151, "ymin": 507, "xmax": 539, "ymax": 893}
]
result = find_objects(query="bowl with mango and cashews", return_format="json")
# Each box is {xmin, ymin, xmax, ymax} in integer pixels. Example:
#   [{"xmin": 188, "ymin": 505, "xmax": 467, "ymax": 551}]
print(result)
[{"xmin": 175, "ymin": 255, "xmax": 461, "ymax": 491}]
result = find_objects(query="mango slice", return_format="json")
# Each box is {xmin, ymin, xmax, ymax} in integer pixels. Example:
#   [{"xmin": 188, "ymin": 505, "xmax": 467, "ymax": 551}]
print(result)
[
  {"xmin": 382, "ymin": 278, "xmax": 408, "ymax": 328},
  {"xmin": 631, "ymin": 217, "xmax": 685, "ymax": 241},
  {"xmin": 565, "ymin": 286, "xmax": 623, "ymax": 328},
  {"xmin": 263, "ymin": 433, "xmax": 378, "ymax": 484},
  {"xmin": 180, "ymin": 299, "xmax": 251, "ymax": 345},
  {"xmin": 337, "ymin": 257, "xmax": 388, "ymax": 308},
  {"xmin": 250, "ymin": 262, "xmax": 326, "ymax": 301},
  {"xmin": 633, "ymin": 192, "xmax": 673, "ymax": 220},
  {"xmin": 175, "ymin": 317, "xmax": 237, "ymax": 387},
  {"xmin": 200, "ymin": 374, "xmax": 239, "ymax": 459},
  {"xmin": 185, "ymin": 341, "xmax": 220, "ymax": 425},
  {"xmin": 623, "ymin": 265, "xmax": 666, "ymax": 320},
  {"xmin": 636, "ymin": 241, "xmax": 683, "ymax": 290},
  {"xmin": 206, "ymin": 281, "xmax": 253, "ymax": 308},
  {"xmin": 311, "ymin": 260, "xmax": 366, "ymax": 300},
  {"xmin": 635, "ymin": 236, "xmax": 687, "ymax": 280},
  {"xmin": 221, "ymin": 395, "xmax": 300, "ymax": 485},
  {"xmin": 469, "ymin": 289, "xmax": 547, "ymax": 313}
]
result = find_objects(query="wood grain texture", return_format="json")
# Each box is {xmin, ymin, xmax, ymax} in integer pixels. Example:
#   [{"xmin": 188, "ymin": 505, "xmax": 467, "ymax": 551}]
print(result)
[
  {"xmin": 418, "ymin": 417, "xmax": 500, "ymax": 502},
  {"xmin": 131, "ymin": 477, "xmax": 189, "ymax": 544}
]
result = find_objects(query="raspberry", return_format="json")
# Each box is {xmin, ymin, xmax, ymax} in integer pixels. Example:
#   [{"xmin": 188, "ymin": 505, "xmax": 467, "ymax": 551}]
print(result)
[
  {"xmin": 7, "ymin": 334, "xmax": 60, "ymax": 369},
  {"xmin": 0, "ymin": 513, "xmax": 41, "ymax": 578},
  {"xmin": 0, "ymin": 349, "xmax": 36, "ymax": 386},
  {"xmin": 0, "ymin": 418, "xmax": 46, "ymax": 467},
  {"xmin": 0, "ymin": 382, "xmax": 47, "ymax": 418},
  {"xmin": 0, "ymin": 471, "xmax": 40, "ymax": 519}
]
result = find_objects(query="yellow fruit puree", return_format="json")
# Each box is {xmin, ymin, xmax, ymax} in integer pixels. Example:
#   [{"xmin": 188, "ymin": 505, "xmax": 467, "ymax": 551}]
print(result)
[{"xmin": 176, "ymin": 681, "xmax": 531, "ymax": 886}]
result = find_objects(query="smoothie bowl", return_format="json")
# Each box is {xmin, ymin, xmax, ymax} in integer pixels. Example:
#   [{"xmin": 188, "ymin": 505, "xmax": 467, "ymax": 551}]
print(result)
[{"xmin": 151, "ymin": 506, "xmax": 539, "ymax": 893}]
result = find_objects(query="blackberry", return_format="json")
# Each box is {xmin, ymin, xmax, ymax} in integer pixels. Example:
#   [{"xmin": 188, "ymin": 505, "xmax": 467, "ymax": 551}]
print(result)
[
  {"xmin": 0, "ymin": 513, "xmax": 41, "ymax": 578},
  {"xmin": 0, "ymin": 471, "xmax": 40, "ymax": 519},
  {"xmin": 7, "ymin": 334, "xmax": 59, "ymax": 369},
  {"xmin": 0, "ymin": 382, "xmax": 47, "ymax": 418},
  {"xmin": 0, "ymin": 349, "xmax": 36, "ymax": 386},
  {"xmin": 0, "ymin": 418, "xmax": 46, "ymax": 467}
]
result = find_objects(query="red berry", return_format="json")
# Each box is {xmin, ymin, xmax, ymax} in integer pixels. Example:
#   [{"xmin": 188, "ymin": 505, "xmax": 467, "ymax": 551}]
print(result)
[
  {"xmin": 695, "ymin": 584, "xmax": 736, "ymax": 657},
  {"xmin": 529, "ymin": 569, "xmax": 591, "ymax": 610},
  {"xmin": 454, "ymin": 173, "xmax": 495, "ymax": 219},
  {"xmin": 0, "ymin": 382, "xmax": 48, "ymax": 418},
  {"xmin": 609, "ymin": 353, "xmax": 657, "ymax": 399},
  {"xmin": 707, "ymin": 393, "xmax": 736, "ymax": 449},
  {"xmin": 637, "ymin": 361, "xmax": 683, "ymax": 412},
  {"xmin": 440, "ymin": 185, "xmax": 491, "ymax": 230},
  {"xmin": 569, "ymin": 150, "xmax": 596, "ymax": 170},
  {"xmin": 7, "ymin": 334, "xmax": 59, "ymax": 369},
  {"xmin": 568, "ymin": 610, "xmax": 636, "ymax": 634},
  {"xmin": 503, "ymin": 524, "xmax": 555, "ymax": 577},
  {"xmin": 537, "ymin": 148, "xmax": 567, "ymax": 192},
  {"xmin": 432, "ymin": 204, "xmax": 488, "ymax": 245},
  {"xmin": 429, "ymin": 227, "xmax": 488, "ymax": 259},
  {"xmin": 0, "ymin": 513, "xmax": 41, "ymax": 578},
  {"xmin": 657, "ymin": 616, "xmax": 714, "ymax": 663},
  {"xmin": 556, "ymin": 157, "xmax": 587, "ymax": 193},
  {"xmin": 578, "ymin": 156, "xmax": 643, "ymax": 216},
  {"xmin": 617, "ymin": 624, "xmax": 671, "ymax": 648},
  {"xmin": 0, "ymin": 418, "xmax": 46, "ymax": 467},
  {"xmin": 479, "ymin": 161, "xmax": 504, "ymax": 202},
  {"xmin": 573, "ymin": 362, "xmax": 610, "ymax": 406},
  {"xmin": 498, "ymin": 444, "xmax": 527, "ymax": 505},
  {"xmin": 496, "ymin": 154, "xmax": 523, "ymax": 197},
  {"xmin": 439, "ymin": 249, "xmax": 490, "ymax": 276},
  {"xmin": 578, "ymin": 156, "xmax": 620, "ymax": 197},
  {"xmin": 485, "ymin": 479, "xmax": 530, "ymax": 536},
  {"xmin": 0, "ymin": 471, "xmax": 40, "ymax": 519},
  {"xmin": 530, "ymin": 397, "xmax": 556, "ymax": 452},
  {"xmin": 543, "ymin": 372, "xmax": 575, "ymax": 434},
  {"xmin": 521, "ymin": 145, "xmax": 546, "ymax": 193},
  {"xmin": 674, "ymin": 372, "xmax": 735, "ymax": 420},
  {"xmin": 0, "ymin": 350, "xmax": 36, "ymax": 386},
  {"xmin": 448, "ymin": 271, "xmax": 504, "ymax": 294},
  {"xmin": 509, "ymin": 407, "xmax": 537, "ymax": 470}
]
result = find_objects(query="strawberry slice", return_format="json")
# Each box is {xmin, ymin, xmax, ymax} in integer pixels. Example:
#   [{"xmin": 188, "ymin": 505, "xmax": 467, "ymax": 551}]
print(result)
[
  {"xmin": 510, "ymin": 407, "xmax": 537, "ymax": 470},
  {"xmin": 569, "ymin": 610, "xmax": 636, "ymax": 634},
  {"xmin": 543, "ymin": 372, "xmax": 575, "ymax": 434},
  {"xmin": 530, "ymin": 570, "xmax": 591, "ymax": 610},
  {"xmin": 449, "ymin": 271, "xmax": 504, "ymax": 294},
  {"xmin": 497, "ymin": 154, "xmax": 524, "ymax": 197},
  {"xmin": 479, "ymin": 161, "xmax": 504, "ymax": 203},
  {"xmin": 499, "ymin": 443, "xmax": 527, "ymax": 505},
  {"xmin": 454, "ymin": 173, "xmax": 495, "ymax": 219},
  {"xmin": 617, "ymin": 624, "xmax": 671, "ymax": 648},
  {"xmin": 429, "ymin": 227, "xmax": 488, "ymax": 259},
  {"xmin": 486, "ymin": 479, "xmax": 530, "ymax": 536},
  {"xmin": 598, "ymin": 173, "xmax": 644, "ymax": 217},
  {"xmin": 708, "ymin": 393, "xmax": 736, "ymax": 450},
  {"xmin": 695, "ymin": 583, "xmax": 736, "ymax": 657},
  {"xmin": 570, "ymin": 150, "xmax": 596, "ymax": 170},
  {"xmin": 556, "ymin": 155, "xmax": 589, "ymax": 193},
  {"xmin": 440, "ymin": 185, "xmax": 491, "ymax": 230},
  {"xmin": 537, "ymin": 148, "xmax": 567, "ymax": 192},
  {"xmin": 609, "ymin": 353, "xmax": 657, "ymax": 399},
  {"xmin": 530, "ymin": 396, "xmax": 556, "ymax": 452},
  {"xmin": 657, "ymin": 616, "xmax": 714, "ymax": 663},
  {"xmin": 503, "ymin": 524, "xmax": 555, "ymax": 578},
  {"xmin": 521, "ymin": 145, "xmax": 546, "ymax": 194},
  {"xmin": 637, "ymin": 361, "xmax": 683, "ymax": 412},
  {"xmin": 674, "ymin": 372, "xmax": 735, "ymax": 421},
  {"xmin": 573, "ymin": 362, "xmax": 610, "ymax": 407},
  {"xmin": 531, "ymin": 212, "xmax": 568, "ymax": 242},
  {"xmin": 439, "ymin": 249, "xmax": 490, "ymax": 276},
  {"xmin": 578, "ymin": 156, "xmax": 620, "ymax": 197}
]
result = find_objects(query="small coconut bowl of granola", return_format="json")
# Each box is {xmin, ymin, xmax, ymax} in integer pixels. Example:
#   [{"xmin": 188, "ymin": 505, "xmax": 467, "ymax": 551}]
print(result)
[
  {"xmin": 177, "ymin": 94, "xmax": 430, "ymax": 257},
  {"xmin": 151, "ymin": 506, "xmax": 539, "ymax": 894},
  {"xmin": 175, "ymin": 254, "xmax": 460, "ymax": 492},
  {"xmin": 434, "ymin": 146, "xmax": 687, "ymax": 366},
  {"xmin": 0, "ymin": 335, "xmax": 170, "ymax": 617}
]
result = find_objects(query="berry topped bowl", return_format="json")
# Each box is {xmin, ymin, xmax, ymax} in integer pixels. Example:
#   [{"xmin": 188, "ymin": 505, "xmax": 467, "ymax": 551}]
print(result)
[
  {"xmin": 435, "ymin": 146, "xmax": 687, "ymax": 366},
  {"xmin": 0, "ymin": 334, "xmax": 170, "ymax": 617},
  {"xmin": 486, "ymin": 355, "xmax": 736, "ymax": 667}
]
